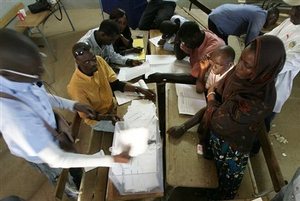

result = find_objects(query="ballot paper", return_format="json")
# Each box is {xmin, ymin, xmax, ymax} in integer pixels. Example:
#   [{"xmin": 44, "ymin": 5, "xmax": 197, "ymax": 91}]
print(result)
[
  {"xmin": 117, "ymin": 62, "xmax": 150, "ymax": 81},
  {"xmin": 114, "ymin": 79, "xmax": 148, "ymax": 105},
  {"xmin": 144, "ymin": 55, "xmax": 191, "ymax": 78},
  {"xmin": 175, "ymin": 83, "xmax": 206, "ymax": 115},
  {"xmin": 109, "ymin": 100, "xmax": 163, "ymax": 194},
  {"xmin": 124, "ymin": 38, "xmax": 146, "ymax": 61},
  {"xmin": 149, "ymin": 35, "xmax": 162, "ymax": 47}
]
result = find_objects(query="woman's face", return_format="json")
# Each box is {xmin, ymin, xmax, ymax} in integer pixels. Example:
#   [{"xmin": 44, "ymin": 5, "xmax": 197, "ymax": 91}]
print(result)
[
  {"xmin": 235, "ymin": 45, "xmax": 256, "ymax": 80},
  {"xmin": 117, "ymin": 15, "xmax": 127, "ymax": 32}
]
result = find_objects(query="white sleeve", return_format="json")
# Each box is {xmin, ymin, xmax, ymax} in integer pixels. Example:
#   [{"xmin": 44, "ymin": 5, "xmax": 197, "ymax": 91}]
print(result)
[
  {"xmin": 265, "ymin": 19, "xmax": 287, "ymax": 36},
  {"xmin": 38, "ymin": 143, "xmax": 115, "ymax": 168},
  {"xmin": 47, "ymin": 94, "xmax": 76, "ymax": 111}
]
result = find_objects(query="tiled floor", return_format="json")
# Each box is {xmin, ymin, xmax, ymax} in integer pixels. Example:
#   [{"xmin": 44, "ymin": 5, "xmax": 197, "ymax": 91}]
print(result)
[{"xmin": 0, "ymin": 2, "xmax": 299, "ymax": 201}]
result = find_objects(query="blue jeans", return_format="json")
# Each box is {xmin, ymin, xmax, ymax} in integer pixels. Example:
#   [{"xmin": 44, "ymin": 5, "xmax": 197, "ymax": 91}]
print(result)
[
  {"xmin": 139, "ymin": 0, "xmax": 176, "ymax": 30},
  {"xmin": 29, "ymin": 162, "xmax": 82, "ymax": 197}
]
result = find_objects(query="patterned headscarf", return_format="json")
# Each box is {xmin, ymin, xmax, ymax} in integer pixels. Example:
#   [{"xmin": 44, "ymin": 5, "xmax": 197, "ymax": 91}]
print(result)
[{"xmin": 207, "ymin": 35, "xmax": 286, "ymax": 152}]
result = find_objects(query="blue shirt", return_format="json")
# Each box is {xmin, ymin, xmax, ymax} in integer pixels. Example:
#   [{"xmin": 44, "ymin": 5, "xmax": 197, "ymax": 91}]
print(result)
[
  {"xmin": 209, "ymin": 4, "xmax": 267, "ymax": 44},
  {"xmin": 0, "ymin": 76, "xmax": 115, "ymax": 168}
]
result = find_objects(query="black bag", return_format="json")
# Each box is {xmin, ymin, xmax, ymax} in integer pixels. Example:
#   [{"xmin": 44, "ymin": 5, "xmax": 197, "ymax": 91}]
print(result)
[{"xmin": 28, "ymin": 0, "xmax": 51, "ymax": 14}]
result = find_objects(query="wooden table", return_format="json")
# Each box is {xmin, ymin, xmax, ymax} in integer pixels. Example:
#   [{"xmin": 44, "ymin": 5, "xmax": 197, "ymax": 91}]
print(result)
[
  {"xmin": 148, "ymin": 29, "xmax": 174, "ymax": 137},
  {"xmin": 166, "ymin": 83, "xmax": 218, "ymax": 188}
]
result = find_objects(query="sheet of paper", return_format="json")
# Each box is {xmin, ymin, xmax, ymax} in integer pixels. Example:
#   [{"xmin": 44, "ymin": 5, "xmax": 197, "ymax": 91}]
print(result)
[
  {"xmin": 117, "ymin": 62, "xmax": 150, "ymax": 81},
  {"xmin": 177, "ymin": 96, "xmax": 206, "ymax": 115},
  {"xmin": 133, "ymin": 38, "xmax": 146, "ymax": 60},
  {"xmin": 175, "ymin": 83, "xmax": 206, "ymax": 99},
  {"xmin": 149, "ymin": 35, "xmax": 162, "ymax": 47},
  {"xmin": 252, "ymin": 198, "xmax": 263, "ymax": 201},
  {"xmin": 146, "ymin": 54, "xmax": 177, "ymax": 65},
  {"xmin": 114, "ymin": 79, "xmax": 149, "ymax": 105}
]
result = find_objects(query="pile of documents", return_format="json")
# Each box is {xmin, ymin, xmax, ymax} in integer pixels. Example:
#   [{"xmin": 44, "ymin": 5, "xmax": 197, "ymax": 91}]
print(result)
[
  {"xmin": 114, "ymin": 79, "xmax": 148, "ymax": 105},
  {"xmin": 109, "ymin": 100, "xmax": 163, "ymax": 194},
  {"xmin": 175, "ymin": 84, "xmax": 207, "ymax": 115}
]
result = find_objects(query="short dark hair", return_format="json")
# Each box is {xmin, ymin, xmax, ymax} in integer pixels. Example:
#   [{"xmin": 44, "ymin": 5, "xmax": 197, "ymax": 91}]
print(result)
[
  {"xmin": 98, "ymin": 19, "xmax": 120, "ymax": 35},
  {"xmin": 177, "ymin": 21, "xmax": 202, "ymax": 41},
  {"xmin": 218, "ymin": 45, "xmax": 236, "ymax": 63},
  {"xmin": 72, "ymin": 42, "xmax": 91, "ymax": 58},
  {"xmin": 109, "ymin": 8, "xmax": 126, "ymax": 20}
]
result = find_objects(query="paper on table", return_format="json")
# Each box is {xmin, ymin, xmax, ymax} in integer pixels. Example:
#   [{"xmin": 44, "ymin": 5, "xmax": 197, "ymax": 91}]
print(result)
[
  {"xmin": 175, "ymin": 84, "xmax": 206, "ymax": 115},
  {"xmin": 175, "ymin": 83, "xmax": 206, "ymax": 99},
  {"xmin": 177, "ymin": 96, "xmax": 206, "ymax": 115},
  {"xmin": 146, "ymin": 54, "xmax": 177, "ymax": 65},
  {"xmin": 114, "ymin": 79, "xmax": 149, "ymax": 105},
  {"xmin": 117, "ymin": 62, "xmax": 150, "ymax": 81},
  {"xmin": 149, "ymin": 35, "xmax": 162, "ymax": 47},
  {"xmin": 144, "ymin": 56, "xmax": 191, "ymax": 78},
  {"xmin": 251, "ymin": 198, "xmax": 263, "ymax": 201},
  {"xmin": 133, "ymin": 38, "xmax": 146, "ymax": 60}
]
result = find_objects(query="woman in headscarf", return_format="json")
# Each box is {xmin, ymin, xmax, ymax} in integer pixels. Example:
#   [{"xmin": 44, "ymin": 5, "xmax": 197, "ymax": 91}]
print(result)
[
  {"xmin": 204, "ymin": 35, "xmax": 286, "ymax": 199},
  {"xmin": 168, "ymin": 35, "xmax": 286, "ymax": 199}
]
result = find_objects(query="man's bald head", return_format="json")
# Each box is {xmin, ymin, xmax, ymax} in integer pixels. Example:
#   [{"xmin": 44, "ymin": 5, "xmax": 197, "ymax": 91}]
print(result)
[{"xmin": 0, "ymin": 29, "xmax": 43, "ymax": 76}]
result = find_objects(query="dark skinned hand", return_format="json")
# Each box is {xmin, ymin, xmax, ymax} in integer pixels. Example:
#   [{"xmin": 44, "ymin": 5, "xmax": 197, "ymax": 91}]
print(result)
[{"xmin": 167, "ymin": 125, "xmax": 186, "ymax": 139}]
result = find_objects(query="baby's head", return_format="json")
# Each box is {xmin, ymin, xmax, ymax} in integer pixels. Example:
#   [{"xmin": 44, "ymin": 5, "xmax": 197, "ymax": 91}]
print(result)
[
  {"xmin": 209, "ymin": 45, "xmax": 235, "ymax": 75},
  {"xmin": 159, "ymin": 20, "xmax": 179, "ymax": 39}
]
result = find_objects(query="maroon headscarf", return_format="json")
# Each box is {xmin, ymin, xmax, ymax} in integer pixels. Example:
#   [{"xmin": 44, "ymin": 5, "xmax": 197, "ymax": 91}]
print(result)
[{"xmin": 206, "ymin": 35, "xmax": 286, "ymax": 153}]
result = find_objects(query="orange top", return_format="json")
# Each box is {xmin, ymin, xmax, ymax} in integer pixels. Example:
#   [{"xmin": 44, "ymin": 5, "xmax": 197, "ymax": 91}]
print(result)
[{"xmin": 68, "ymin": 56, "xmax": 117, "ymax": 125}]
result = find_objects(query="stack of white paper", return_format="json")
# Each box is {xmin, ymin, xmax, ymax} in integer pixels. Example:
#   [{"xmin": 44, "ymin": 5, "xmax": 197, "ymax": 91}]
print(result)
[
  {"xmin": 175, "ymin": 83, "xmax": 207, "ymax": 115},
  {"xmin": 109, "ymin": 100, "xmax": 162, "ymax": 194},
  {"xmin": 114, "ymin": 79, "xmax": 148, "ymax": 105},
  {"xmin": 145, "ymin": 55, "xmax": 191, "ymax": 78},
  {"xmin": 118, "ymin": 62, "xmax": 150, "ymax": 81}
]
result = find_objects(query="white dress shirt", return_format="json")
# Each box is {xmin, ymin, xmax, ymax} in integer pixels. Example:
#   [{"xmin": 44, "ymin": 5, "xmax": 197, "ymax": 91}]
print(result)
[
  {"xmin": 0, "ymin": 76, "xmax": 114, "ymax": 168},
  {"xmin": 265, "ymin": 19, "xmax": 300, "ymax": 113},
  {"xmin": 79, "ymin": 28, "xmax": 127, "ymax": 65}
]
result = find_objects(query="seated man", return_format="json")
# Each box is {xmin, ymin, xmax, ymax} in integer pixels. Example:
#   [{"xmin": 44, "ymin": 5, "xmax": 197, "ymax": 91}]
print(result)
[
  {"xmin": 196, "ymin": 45, "xmax": 235, "ymax": 93},
  {"xmin": 208, "ymin": 4, "xmax": 279, "ymax": 45},
  {"xmin": 79, "ymin": 19, "xmax": 141, "ymax": 67},
  {"xmin": 67, "ymin": 42, "xmax": 155, "ymax": 130},
  {"xmin": 148, "ymin": 21, "xmax": 225, "ymax": 84},
  {"xmin": 158, "ymin": 14, "xmax": 188, "ymax": 51}
]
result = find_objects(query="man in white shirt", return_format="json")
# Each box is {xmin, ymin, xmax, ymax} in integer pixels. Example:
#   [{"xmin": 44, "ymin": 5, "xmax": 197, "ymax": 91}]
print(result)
[
  {"xmin": 79, "ymin": 19, "xmax": 141, "ymax": 67},
  {"xmin": 251, "ymin": 0, "xmax": 300, "ymax": 155},
  {"xmin": 139, "ymin": 0, "xmax": 177, "ymax": 30},
  {"xmin": 264, "ymin": 0, "xmax": 300, "ymax": 129},
  {"xmin": 0, "ymin": 29, "xmax": 130, "ymax": 198}
]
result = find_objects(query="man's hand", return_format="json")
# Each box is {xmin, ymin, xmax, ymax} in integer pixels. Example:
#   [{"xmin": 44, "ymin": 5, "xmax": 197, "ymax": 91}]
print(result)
[
  {"xmin": 167, "ymin": 125, "xmax": 186, "ymax": 139},
  {"xmin": 132, "ymin": 47, "xmax": 143, "ymax": 54},
  {"xmin": 136, "ymin": 87, "xmax": 156, "ymax": 102},
  {"xmin": 113, "ymin": 150, "xmax": 131, "ymax": 163},
  {"xmin": 73, "ymin": 103, "xmax": 96, "ymax": 119},
  {"xmin": 126, "ymin": 59, "xmax": 143, "ymax": 67},
  {"xmin": 158, "ymin": 39, "xmax": 166, "ymax": 46}
]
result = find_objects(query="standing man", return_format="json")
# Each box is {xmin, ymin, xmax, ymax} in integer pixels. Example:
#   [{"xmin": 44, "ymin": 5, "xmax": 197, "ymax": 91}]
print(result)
[
  {"xmin": 0, "ymin": 29, "xmax": 130, "ymax": 199},
  {"xmin": 251, "ymin": 0, "xmax": 300, "ymax": 155},
  {"xmin": 139, "ymin": 0, "xmax": 177, "ymax": 30},
  {"xmin": 79, "ymin": 19, "xmax": 141, "ymax": 67},
  {"xmin": 208, "ymin": 4, "xmax": 279, "ymax": 44}
]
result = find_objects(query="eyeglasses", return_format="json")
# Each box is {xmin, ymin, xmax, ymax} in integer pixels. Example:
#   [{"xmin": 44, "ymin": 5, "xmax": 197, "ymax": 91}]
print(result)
[{"xmin": 74, "ymin": 48, "xmax": 87, "ymax": 57}]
